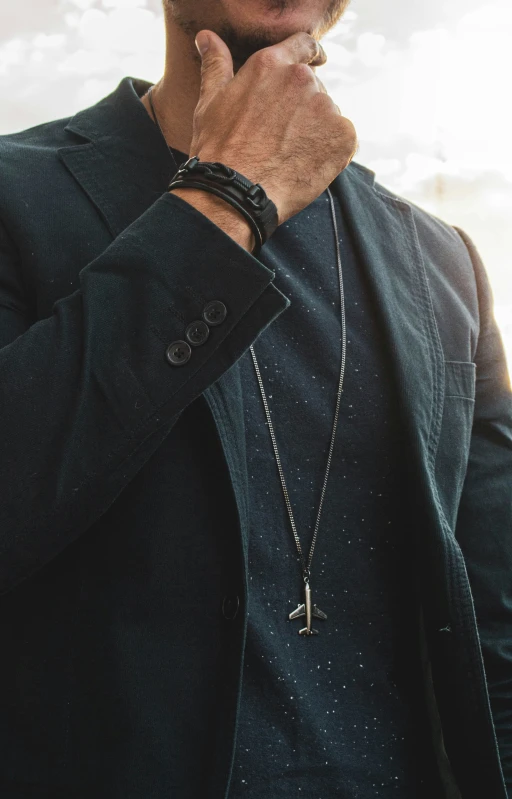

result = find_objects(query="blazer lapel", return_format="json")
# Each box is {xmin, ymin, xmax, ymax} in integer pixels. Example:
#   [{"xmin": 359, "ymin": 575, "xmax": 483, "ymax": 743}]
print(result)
[
  {"xmin": 332, "ymin": 165, "xmax": 446, "ymax": 517},
  {"xmin": 58, "ymin": 77, "xmax": 178, "ymax": 239}
]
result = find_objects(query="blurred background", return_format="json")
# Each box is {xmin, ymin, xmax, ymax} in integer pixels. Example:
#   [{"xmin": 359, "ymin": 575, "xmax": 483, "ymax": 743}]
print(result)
[{"xmin": 1, "ymin": 0, "xmax": 510, "ymax": 373}]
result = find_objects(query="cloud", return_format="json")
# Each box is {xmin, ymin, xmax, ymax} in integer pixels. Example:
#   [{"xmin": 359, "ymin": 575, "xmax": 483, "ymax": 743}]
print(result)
[
  {"xmin": 0, "ymin": 1, "xmax": 165, "ymax": 128},
  {"xmin": 342, "ymin": 0, "xmax": 500, "ymax": 45},
  {"xmin": 0, "ymin": 2, "xmax": 69, "ymax": 42}
]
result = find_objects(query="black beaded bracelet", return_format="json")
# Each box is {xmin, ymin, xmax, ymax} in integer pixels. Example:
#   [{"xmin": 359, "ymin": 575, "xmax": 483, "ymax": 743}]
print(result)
[{"xmin": 168, "ymin": 157, "xmax": 279, "ymax": 257}]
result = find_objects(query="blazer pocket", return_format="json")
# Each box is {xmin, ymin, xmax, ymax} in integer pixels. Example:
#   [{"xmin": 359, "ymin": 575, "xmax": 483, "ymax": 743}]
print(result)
[
  {"xmin": 444, "ymin": 360, "xmax": 476, "ymax": 401},
  {"xmin": 434, "ymin": 361, "xmax": 476, "ymax": 530}
]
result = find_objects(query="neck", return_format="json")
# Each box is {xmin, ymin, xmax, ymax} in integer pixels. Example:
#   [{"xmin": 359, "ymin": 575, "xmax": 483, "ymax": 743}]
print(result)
[
  {"xmin": 141, "ymin": 17, "xmax": 322, "ymax": 155},
  {"xmin": 140, "ymin": 23, "xmax": 202, "ymax": 156}
]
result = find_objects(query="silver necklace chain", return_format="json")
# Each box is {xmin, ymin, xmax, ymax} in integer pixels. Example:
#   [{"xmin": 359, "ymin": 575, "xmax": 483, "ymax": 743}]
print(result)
[
  {"xmin": 147, "ymin": 83, "xmax": 347, "ymax": 615},
  {"xmin": 249, "ymin": 189, "xmax": 346, "ymax": 582}
]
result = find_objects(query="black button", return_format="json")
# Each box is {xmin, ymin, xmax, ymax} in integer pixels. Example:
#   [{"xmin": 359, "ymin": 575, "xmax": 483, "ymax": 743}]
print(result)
[
  {"xmin": 203, "ymin": 300, "xmax": 227, "ymax": 327},
  {"xmin": 222, "ymin": 595, "xmax": 240, "ymax": 620},
  {"xmin": 185, "ymin": 320, "xmax": 210, "ymax": 347},
  {"xmin": 166, "ymin": 340, "xmax": 192, "ymax": 366}
]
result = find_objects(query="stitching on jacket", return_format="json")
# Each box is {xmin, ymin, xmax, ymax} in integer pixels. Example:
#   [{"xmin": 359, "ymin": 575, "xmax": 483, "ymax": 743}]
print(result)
[
  {"xmin": 149, "ymin": 324, "xmax": 170, "ymax": 344},
  {"xmin": 184, "ymin": 285, "xmax": 207, "ymax": 306},
  {"xmin": 167, "ymin": 305, "xmax": 186, "ymax": 324}
]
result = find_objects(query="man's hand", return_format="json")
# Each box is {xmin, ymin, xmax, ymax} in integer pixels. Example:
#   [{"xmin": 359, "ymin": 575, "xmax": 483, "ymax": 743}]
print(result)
[{"xmin": 189, "ymin": 29, "xmax": 357, "ymax": 227}]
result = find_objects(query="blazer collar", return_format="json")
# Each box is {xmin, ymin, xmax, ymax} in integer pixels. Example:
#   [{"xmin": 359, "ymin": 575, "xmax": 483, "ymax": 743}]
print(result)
[
  {"xmin": 59, "ymin": 76, "xmax": 180, "ymax": 238},
  {"xmin": 58, "ymin": 77, "xmax": 446, "ymax": 551}
]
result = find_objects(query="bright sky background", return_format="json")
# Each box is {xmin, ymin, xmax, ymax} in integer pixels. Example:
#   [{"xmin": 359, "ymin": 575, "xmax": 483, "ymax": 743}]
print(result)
[{"xmin": 1, "ymin": 0, "xmax": 511, "ymax": 373}]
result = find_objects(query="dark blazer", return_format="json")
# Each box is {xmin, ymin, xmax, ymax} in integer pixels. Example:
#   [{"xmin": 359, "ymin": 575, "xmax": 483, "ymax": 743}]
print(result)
[{"xmin": 0, "ymin": 76, "xmax": 511, "ymax": 799}]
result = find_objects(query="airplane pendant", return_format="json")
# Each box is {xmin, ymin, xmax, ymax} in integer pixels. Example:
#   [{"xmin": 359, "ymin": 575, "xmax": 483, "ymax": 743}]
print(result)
[{"xmin": 289, "ymin": 581, "xmax": 327, "ymax": 635}]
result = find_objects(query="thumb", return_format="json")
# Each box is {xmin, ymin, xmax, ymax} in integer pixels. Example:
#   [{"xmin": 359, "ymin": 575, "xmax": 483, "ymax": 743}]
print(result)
[{"xmin": 195, "ymin": 30, "xmax": 234, "ymax": 100}]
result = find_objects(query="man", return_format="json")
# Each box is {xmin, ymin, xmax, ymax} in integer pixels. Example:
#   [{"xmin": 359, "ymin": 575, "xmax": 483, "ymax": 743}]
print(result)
[{"xmin": 0, "ymin": 0, "xmax": 510, "ymax": 796}]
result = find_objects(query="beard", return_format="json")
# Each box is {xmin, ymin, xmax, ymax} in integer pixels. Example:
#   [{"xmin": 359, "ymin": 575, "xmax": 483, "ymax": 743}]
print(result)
[
  {"xmin": 314, "ymin": 0, "xmax": 350, "ymax": 38},
  {"xmin": 263, "ymin": 0, "xmax": 348, "ymax": 35},
  {"xmin": 165, "ymin": 0, "xmax": 349, "ymax": 72}
]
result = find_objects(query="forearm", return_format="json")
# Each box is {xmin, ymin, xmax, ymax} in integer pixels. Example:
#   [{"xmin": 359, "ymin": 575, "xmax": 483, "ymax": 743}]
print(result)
[{"xmin": 0, "ymin": 193, "xmax": 286, "ymax": 594}]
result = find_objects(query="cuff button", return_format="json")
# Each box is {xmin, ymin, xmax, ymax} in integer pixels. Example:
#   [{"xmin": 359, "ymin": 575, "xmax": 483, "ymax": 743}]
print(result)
[
  {"xmin": 203, "ymin": 300, "xmax": 227, "ymax": 326},
  {"xmin": 185, "ymin": 320, "xmax": 210, "ymax": 347},
  {"xmin": 166, "ymin": 340, "xmax": 192, "ymax": 366}
]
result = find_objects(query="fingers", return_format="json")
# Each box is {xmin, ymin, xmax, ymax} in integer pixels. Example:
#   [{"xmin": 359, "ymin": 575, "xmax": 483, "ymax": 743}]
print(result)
[
  {"xmin": 266, "ymin": 32, "xmax": 327, "ymax": 67},
  {"xmin": 195, "ymin": 30, "xmax": 234, "ymax": 102},
  {"xmin": 309, "ymin": 41, "xmax": 328, "ymax": 68}
]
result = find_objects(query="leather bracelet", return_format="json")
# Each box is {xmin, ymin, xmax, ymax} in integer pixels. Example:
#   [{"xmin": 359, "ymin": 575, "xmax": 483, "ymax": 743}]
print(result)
[{"xmin": 168, "ymin": 156, "xmax": 279, "ymax": 257}]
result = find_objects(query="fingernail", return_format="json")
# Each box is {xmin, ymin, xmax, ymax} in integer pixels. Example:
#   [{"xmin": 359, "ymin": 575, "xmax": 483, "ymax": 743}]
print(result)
[
  {"xmin": 195, "ymin": 33, "xmax": 209, "ymax": 56},
  {"xmin": 310, "ymin": 43, "xmax": 327, "ymax": 67}
]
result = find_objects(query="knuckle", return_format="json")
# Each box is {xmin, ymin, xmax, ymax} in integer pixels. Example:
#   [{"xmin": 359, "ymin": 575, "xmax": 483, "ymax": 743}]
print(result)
[
  {"xmin": 289, "ymin": 62, "xmax": 314, "ymax": 86},
  {"xmin": 337, "ymin": 118, "xmax": 358, "ymax": 159},
  {"xmin": 252, "ymin": 48, "xmax": 279, "ymax": 71},
  {"xmin": 299, "ymin": 31, "xmax": 318, "ymax": 56},
  {"xmin": 340, "ymin": 114, "xmax": 355, "ymax": 130},
  {"xmin": 310, "ymin": 91, "xmax": 333, "ymax": 111},
  {"xmin": 340, "ymin": 116, "xmax": 357, "ymax": 142}
]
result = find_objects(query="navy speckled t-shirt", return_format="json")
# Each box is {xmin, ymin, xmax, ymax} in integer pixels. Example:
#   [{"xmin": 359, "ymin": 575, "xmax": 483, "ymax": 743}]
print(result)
[{"xmin": 227, "ymin": 188, "xmax": 443, "ymax": 797}]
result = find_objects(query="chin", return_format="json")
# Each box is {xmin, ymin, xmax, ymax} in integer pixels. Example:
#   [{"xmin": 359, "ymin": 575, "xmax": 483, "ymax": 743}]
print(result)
[{"xmin": 218, "ymin": 0, "xmax": 327, "ymax": 40}]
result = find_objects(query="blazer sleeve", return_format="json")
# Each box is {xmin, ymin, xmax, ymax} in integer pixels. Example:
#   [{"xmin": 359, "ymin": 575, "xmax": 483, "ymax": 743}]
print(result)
[
  {"xmin": 0, "ymin": 191, "xmax": 290, "ymax": 596},
  {"xmin": 453, "ymin": 226, "xmax": 512, "ymax": 790}
]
